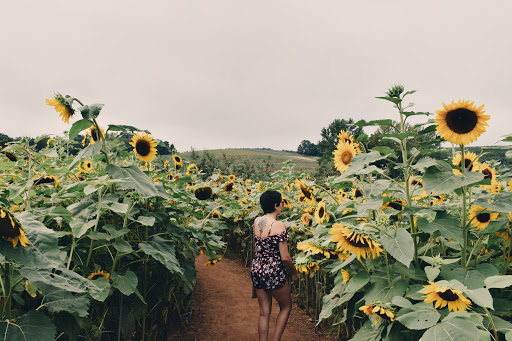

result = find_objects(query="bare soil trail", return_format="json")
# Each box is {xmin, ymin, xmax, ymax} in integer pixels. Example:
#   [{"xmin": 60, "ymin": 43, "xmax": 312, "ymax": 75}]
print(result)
[{"xmin": 169, "ymin": 255, "xmax": 332, "ymax": 341}]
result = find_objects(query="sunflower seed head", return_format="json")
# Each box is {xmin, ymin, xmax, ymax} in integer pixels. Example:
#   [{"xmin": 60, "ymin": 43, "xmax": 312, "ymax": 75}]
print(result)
[{"xmin": 386, "ymin": 84, "xmax": 405, "ymax": 98}]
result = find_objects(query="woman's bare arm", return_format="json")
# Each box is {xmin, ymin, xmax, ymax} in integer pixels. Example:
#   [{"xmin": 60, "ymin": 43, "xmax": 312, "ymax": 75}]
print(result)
[{"xmin": 278, "ymin": 240, "xmax": 299, "ymax": 284}]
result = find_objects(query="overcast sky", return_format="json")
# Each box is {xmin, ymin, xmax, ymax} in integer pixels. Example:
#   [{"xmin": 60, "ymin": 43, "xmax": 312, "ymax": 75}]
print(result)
[{"xmin": 1, "ymin": 1, "xmax": 511, "ymax": 152}]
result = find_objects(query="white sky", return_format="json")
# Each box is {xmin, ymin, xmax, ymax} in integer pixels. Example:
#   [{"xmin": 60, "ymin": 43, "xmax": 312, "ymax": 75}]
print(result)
[{"xmin": 1, "ymin": 1, "xmax": 511, "ymax": 152}]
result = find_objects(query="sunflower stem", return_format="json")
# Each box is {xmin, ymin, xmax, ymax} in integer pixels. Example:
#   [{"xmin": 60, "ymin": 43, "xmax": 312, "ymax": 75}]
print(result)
[
  {"xmin": 484, "ymin": 307, "xmax": 499, "ymax": 341},
  {"xmin": 385, "ymin": 252, "xmax": 391, "ymax": 285},
  {"xmin": 67, "ymin": 238, "xmax": 75, "ymax": 270},
  {"xmin": 2, "ymin": 263, "xmax": 10, "ymax": 319},
  {"xmin": 85, "ymin": 187, "xmax": 105, "ymax": 268},
  {"xmin": 24, "ymin": 138, "xmax": 33, "ymax": 211},
  {"xmin": 92, "ymin": 118, "xmax": 111, "ymax": 165},
  {"xmin": 460, "ymin": 144, "xmax": 468, "ymax": 268}
]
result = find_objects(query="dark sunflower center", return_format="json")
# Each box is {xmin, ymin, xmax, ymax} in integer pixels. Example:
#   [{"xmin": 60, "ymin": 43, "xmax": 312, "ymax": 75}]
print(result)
[
  {"xmin": 195, "ymin": 187, "xmax": 213, "ymax": 200},
  {"xmin": 86, "ymin": 162, "xmax": 92, "ymax": 168},
  {"xmin": 247, "ymin": 188, "xmax": 252, "ymax": 193},
  {"xmin": 482, "ymin": 169, "xmax": 493, "ymax": 180},
  {"xmin": 411, "ymin": 180, "xmax": 423, "ymax": 187},
  {"xmin": 476, "ymin": 213, "xmax": 491, "ymax": 223},
  {"xmin": 341, "ymin": 151, "xmax": 353, "ymax": 164},
  {"xmin": 301, "ymin": 187, "xmax": 312, "ymax": 199},
  {"xmin": 90, "ymin": 273, "xmax": 105, "ymax": 281},
  {"xmin": 354, "ymin": 189, "xmax": 363, "ymax": 198},
  {"xmin": 34, "ymin": 177, "xmax": 55, "ymax": 186},
  {"xmin": 4, "ymin": 152, "xmax": 16, "ymax": 162},
  {"xmin": 0, "ymin": 212, "xmax": 21, "ymax": 238},
  {"xmin": 463, "ymin": 158, "xmax": 475, "ymax": 171},
  {"xmin": 346, "ymin": 236, "xmax": 369, "ymax": 248},
  {"xmin": 445, "ymin": 109, "xmax": 478, "ymax": 134},
  {"xmin": 226, "ymin": 183, "xmax": 233, "ymax": 191},
  {"xmin": 388, "ymin": 201, "xmax": 404, "ymax": 211},
  {"xmin": 318, "ymin": 207, "xmax": 325, "ymax": 218},
  {"xmin": 376, "ymin": 310, "xmax": 392, "ymax": 321},
  {"xmin": 174, "ymin": 156, "xmax": 181, "ymax": 163},
  {"xmin": 438, "ymin": 289, "xmax": 459, "ymax": 301},
  {"xmin": 91, "ymin": 129, "xmax": 101, "ymax": 141},
  {"xmin": 135, "ymin": 139, "xmax": 151, "ymax": 156}
]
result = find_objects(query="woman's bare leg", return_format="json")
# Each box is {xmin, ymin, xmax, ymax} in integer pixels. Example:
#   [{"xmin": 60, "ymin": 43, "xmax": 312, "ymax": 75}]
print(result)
[
  {"xmin": 256, "ymin": 288, "xmax": 272, "ymax": 341},
  {"xmin": 269, "ymin": 282, "xmax": 292, "ymax": 341}
]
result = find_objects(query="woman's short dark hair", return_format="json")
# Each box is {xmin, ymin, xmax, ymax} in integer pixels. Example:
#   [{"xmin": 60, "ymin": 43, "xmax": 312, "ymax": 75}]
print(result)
[{"xmin": 260, "ymin": 190, "xmax": 282, "ymax": 214}]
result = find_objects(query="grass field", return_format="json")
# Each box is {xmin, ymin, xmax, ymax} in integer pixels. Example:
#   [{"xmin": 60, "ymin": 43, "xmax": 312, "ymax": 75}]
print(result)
[{"xmin": 181, "ymin": 148, "xmax": 319, "ymax": 172}]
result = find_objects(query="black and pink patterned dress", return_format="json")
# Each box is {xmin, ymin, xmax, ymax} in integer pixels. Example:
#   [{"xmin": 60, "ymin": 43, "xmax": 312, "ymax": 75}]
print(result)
[{"xmin": 251, "ymin": 224, "xmax": 289, "ymax": 290}]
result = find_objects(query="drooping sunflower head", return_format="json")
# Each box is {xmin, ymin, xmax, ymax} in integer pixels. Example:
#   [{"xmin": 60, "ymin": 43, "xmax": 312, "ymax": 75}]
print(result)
[
  {"xmin": 172, "ymin": 155, "xmax": 183, "ymax": 170},
  {"xmin": 224, "ymin": 181, "xmax": 234, "ymax": 192},
  {"xmin": 359, "ymin": 303, "xmax": 395, "ymax": 326},
  {"xmin": 33, "ymin": 175, "xmax": 59, "ymax": 188},
  {"xmin": 382, "ymin": 197, "xmax": 406, "ymax": 214},
  {"xmin": 341, "ymin": 269, "xmax": 350, "ymax": 284},
  {"xmin": 296, "ymin": 180, "xmax": 314, "ymax": 201},
  {"xmin": 205, "ymin": 257, "xmax": 222, "ymax": 268},
  {"xmin": 478, "ymin": 163, "xmax": 496, "ymax": 185},
  {"xmin": 333, "ymin": 141, "xmax": 357, "ymax": 174},
  {"xmin": 129, "ymin": 132, "xmax": 158, "ymax": 162},
  {"xmin": 46, "ymin": 93, "xmax": 75, "ymax": 124},
  {"xmin": 352, "ymin": 188, "xmax": 365, "ymax": 203},
  {"xmin": 0, "ymin": 208, "xmax": 30, "ymax": 247},
  {"xmin": 468, "ymin": 204, "xmax": 499, "ymax": 230},
  {"xmin": 3, "ymin": 151, "xmax": 16, "ymax": 162},
  {"xmin": 282, "ymin": 197, "xmax": 292, "ymax": 209},
  {"xmin": 186, "ymin": 163, "xmax": 199, "ymax": 176},
  {"xmin": 88, "ymin": 270, "xmax": 110, "ymax": 282},
  {"xmin": 211, "ymin": 210, "xmax": 221, "ymax": 219},
  {"xmin": 194, "ymin": 186, "xmax": 213, "ymax": 200},
  {"xmin": 89, "ymin": 125, "xmax": 106, "ymax": 144},
  {"xmin": 421, "ymin": 281, "xmax": 472, "ymax": 312},
  {"xmin": 452, "ymin": 151, "xmax": 480, "ymax": 175},
  {"xmin": 435, "ymin": 99, "xmax": 489, "ymax": 145},
  {"xmin": 329, "ymin": 223, "xmax": 383, "ymax": 259}
]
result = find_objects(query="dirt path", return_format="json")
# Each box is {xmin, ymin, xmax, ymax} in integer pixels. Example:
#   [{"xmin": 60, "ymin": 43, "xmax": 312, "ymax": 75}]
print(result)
[{"xmin": 170, "ymin": 255, "xmax": 331, "ymax": 341}]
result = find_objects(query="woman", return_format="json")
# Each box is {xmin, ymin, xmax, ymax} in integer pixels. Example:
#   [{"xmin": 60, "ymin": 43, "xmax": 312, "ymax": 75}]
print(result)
[{"xmin": 251, "ymin": 190, "xmax": 299, "ymax": 341}]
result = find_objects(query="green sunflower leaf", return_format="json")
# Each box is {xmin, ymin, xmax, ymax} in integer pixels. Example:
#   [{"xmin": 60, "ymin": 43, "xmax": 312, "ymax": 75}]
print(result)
[
  {"xmin": 421, "ymin": 316, "xmax": 480, "ymax": 341},
  {"xmin": 423, "ymin": 167, "xmax": 484, "ymax": 194},
  {"xmin": 69, "ymin": 142, "xmax": 103, "ymax": 169},
  {"xmin": 417, "ymin": 211, "xmax": 463, "ymax": 245},
  {"xmin": 40, "ymin": 289, "xmax": 90, "ymax": 317},
  {"xmin": 19, "ymin": 267, "xmax": 98, "ymax": 294},
  {"xmin": 106, "ymin": 165, "xmax": 170, "ymax": 199},
  {"xmin": 78, "ymin": 104, "xmax": 103, "ymax": 120},
  {"xmin": 484, "ymin": 275, "xmax": 512, "ymax": 289},
  {"xmin": 138, "ymin": 236, "xmax": 183, "ymax": 275},
  {"xmin": 345, "ymin": 271, "xmax": 370, "ymax": 293},
  {"xmin": 395, "ymin": 302, "xmax": 441, "ymax": 330},
  {"xmin": 107, "ymin": 124, "xmax": 144, "ymax": 132},
  {"xmin": 376, "ymin": 96, "xmax": 402, "ymax": 104},
  {"xmin": 349, "ymin": 320, "xmax": 384, "ymax": 341},
  {"xmin": 111, "ymin": 271, "xmax": 145, "ymax": 303},
  {"xmin": 69, "ymin": 119, "xmax": 93, "ymax": 140},
  {"xmin": 0, "ymin": 310, "xmax": 56, "ymax": 341},
  {"xmin": 353, "ymin": 119, "xmax": 394, "ymax": 127},
  {"xmin": 379, "ymin": 228, "xmax": 414, "ymax": 267}
]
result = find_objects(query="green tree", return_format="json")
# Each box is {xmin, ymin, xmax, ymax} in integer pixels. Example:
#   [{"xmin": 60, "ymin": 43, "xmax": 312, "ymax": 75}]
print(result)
[{"xmin": 297, "ymin": 140, "xmax": 319, "ymax": 156}]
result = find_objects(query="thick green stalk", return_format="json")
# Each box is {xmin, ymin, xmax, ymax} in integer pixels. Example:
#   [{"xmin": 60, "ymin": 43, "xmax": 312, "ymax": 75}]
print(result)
[
  {"xmin": 93, "ymin": 118, "xmax": 111, "ymax": 165},
  {"xmin": 85, "ymin": 188, "xmax": 105, "ymax": 268},
  {"xmin": 460, "ymin": 144, "xmax": 468, "ymax": 267}
]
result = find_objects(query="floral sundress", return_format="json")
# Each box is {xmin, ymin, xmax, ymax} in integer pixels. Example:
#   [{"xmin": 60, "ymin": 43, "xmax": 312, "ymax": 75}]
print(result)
[{"xmin": 250, "ymin": 223, "xmax": 289, "ymax": 290}]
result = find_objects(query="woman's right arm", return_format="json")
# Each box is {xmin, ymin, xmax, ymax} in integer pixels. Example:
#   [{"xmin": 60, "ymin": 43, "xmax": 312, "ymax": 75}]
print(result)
[{"xmin": 278, "ymin": 241, "xmax": 299, "ymax": 284}]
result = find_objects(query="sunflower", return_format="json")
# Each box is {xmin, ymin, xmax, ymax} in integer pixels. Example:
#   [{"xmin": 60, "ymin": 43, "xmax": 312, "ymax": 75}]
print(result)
[
  {"xmin": 195, "ymin": 186, "xmax": 213, "ymax": 200},
  {"xmin": 307, "ymin": 262, "xmax": 320, "ymax": 273},
  {"xmin": 382, "ymin": 197, "xmax": 406, "ymax": 217},
  {"xmin": 46, "ymin": 94, "xmax": 75, "ymax": 123},
  {"xmin": 228, "ymin": 174, "xmax": 236, "ymax": 181},
  {"xmin": 435, "ymin": 100, "xmax": 489, "ymax": 145},
  {"xmin": 211, "ymin": 210, "xmax": 221, "ymax": 219},
  {"xmin": 508, "ymin": 179, "xmax": 512, "ymax": 192},
  {"xmin": 172, "ymin": 155, "xmax": 183, "ymax": 170},
  {"xmin": 329, "ymin": 223, "xmax": 383, "ymax": 259},
  {"xmin": 430, "ymin": 194, "xmax": 445, "ymax": 206},
  {"xmin": 282, "ymin": 197, "xmax": 292, "ymax": 209},
  {"xmin": 490, "ymin": 180, "xmax": 501, "ymax": 194},
  {"xmin": 88, "ymin": 270, "xmax": 110, "ymax": 282},
  {"xmin": 205, "ymin": 257, "xmax": 222, "ymax": 268},
  {"xmin": 245, "ymin": 179, "xmax": 252, "ymax": 185},
  {"xmin": 0, "ymin": 208, "xmax": 30, "ymax": 247},
  {"xmin": 478, "ymin": 163, "xmax": 496, "ymax": 187},
  {"xmin": 300, "ymin": 213, "xmax": 311, "ymax": 226},
  {"xmin": 245, "ymin": 187, "xmax": 252, "ymax": 195},
  {"xmin": 421, "ymin": 281, "xmax": 472, "ymax": 312},
  {"xmin": 33, "ymin": 175, "xmax": 59, "ymax": 187},
  {"xmin": 296, "ymin": 180, "xmax": 314, "ymax": 200},
  {"xmin": 452, "ymin": 151, "xmax": 480, "ymax": 175},
  {"xmin": 89, "ymin": 125, "xmax": 106, "ymax": 144},
  {"xmin": 314, "ymin": 202, "xmax": 328, "ymax": 224},
  {"xmin": 186, "ymin": 163, "xmax": 199, "ymax": 176},
  {"xmin": 129, "ymin": 132, "xmax": 158, "ymax": 162},
  {"xmin": 165, "ymin": 173, "xmax": 173, "ymax": 180},
  {"xmin": 359, "ymin": 304, "xmax": 395, "ymax": 326},
  {"xmin": 224, "ymin": 181, "xmax": 234, "ymax": 192},
  {"xmin": 80, "ymin": 159, "xmax": 93, "ymax": 173},
  {"xmin": 352, "ymin": 188, "xmax": 365, "ymax": 203},
  {"xmin": 297, "ymin": 241, "xmax": 332, "ymax": 258},
  {"xmin": 337, "ymin": 130, "xmax": 362, "ymax": 153},
  {"xmin": 468, "ymin": 204, "xmax": 499, "ymax": 230},
  {"xmin": 4, "ymin": 151, "xmax": 16, "ymax": 162},
  {"xmin": 336, "ymin": 189, "xmax": 347, "ymax": 202},
  {"xmin": 212, "ymin": 173, "xmax": 223, "ymax": 184},
  {"xmin": 333, "ymin": 141, "xmax": 357, "ymax": 174},
  {"xmin": 46, "ymin": 138, "xmax": 56, "ymax": 148}
]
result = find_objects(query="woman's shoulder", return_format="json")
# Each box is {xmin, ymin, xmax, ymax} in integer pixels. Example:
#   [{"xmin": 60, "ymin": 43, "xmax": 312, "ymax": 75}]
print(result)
[{"xmin": 269, "ymin": 220, "xmax": 287, "ymax": 235}]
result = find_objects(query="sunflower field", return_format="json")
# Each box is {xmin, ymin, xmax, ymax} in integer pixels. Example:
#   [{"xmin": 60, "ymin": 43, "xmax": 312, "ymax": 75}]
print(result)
[{"xmin": 2, "ymin": 86, "xmax": 512, "ymax": 340}]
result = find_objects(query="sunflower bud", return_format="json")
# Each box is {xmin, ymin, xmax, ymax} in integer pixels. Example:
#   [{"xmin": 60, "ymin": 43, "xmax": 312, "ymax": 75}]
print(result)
[{"xmin": 386, "ymin": 84, "xmax": 405, "ymax": 98}]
